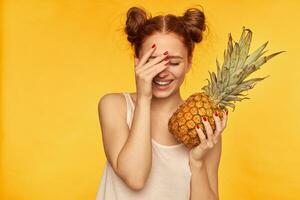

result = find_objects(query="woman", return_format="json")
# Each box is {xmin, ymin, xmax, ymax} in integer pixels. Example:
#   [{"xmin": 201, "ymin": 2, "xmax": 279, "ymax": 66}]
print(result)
[{"xmin": 96, "ymin": 6, "xmax": 228, "ymax": 200}]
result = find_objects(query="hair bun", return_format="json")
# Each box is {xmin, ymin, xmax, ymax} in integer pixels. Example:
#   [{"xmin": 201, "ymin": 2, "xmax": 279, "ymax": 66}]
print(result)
[
  {"xmin": 181, "ymin": 8, "xmax": 206, "ymax": 43},
  {"xmin": 124, "ymin": 7, "xmax": 149, "ymax": 44}
]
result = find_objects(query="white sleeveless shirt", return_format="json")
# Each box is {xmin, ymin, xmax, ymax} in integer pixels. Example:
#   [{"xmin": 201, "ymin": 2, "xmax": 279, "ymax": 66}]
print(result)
[{"xmin": 96, "ymin": 92, "xmax": 191, "ymax": 200}]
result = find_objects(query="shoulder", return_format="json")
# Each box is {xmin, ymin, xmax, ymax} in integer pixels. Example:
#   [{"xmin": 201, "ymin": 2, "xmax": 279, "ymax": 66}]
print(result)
[
  {"xmin": 98, "ymin": 92, "xmax": 127, "ymax": 117},
  {"xmin": 98, "ymin": 92, "xmax": 125, "ymax": 106}
]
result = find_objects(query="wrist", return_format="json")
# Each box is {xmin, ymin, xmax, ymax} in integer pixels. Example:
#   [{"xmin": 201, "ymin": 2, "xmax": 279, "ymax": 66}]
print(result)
[
  {"xmin": 189, "ymin": 158, "xmax": 205, "ymax": 171},
  {"xmin": 137, "ymin": 95, "xmax": 152, "ymax": 105}
]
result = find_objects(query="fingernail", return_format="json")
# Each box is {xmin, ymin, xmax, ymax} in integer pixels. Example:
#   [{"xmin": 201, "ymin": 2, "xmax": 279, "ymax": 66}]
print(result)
[
  {"xmin": 164, "ymin": 55, "xmax": 169, "ymax": 61},
  {"xmin": 164, "ymin": 61, "xmax": 170, "ymax": 66},
  {"xmin": 163, "ymin": 51, "xmax": 168, "ymax": 55},
  {"xmin": 214, "ymin": 112, "xmax": 218, "ymax": 117},
  {"xmin": 203, "ymin": 116, "xmax": 207, "ymax": 121},
  {"xmin": 226, "ymin": 110, "xmax": 228, "ymax": 115},
  {"xmin": 196, "ymin": 124, "xmax": 199, "ymax": 129},
  {"xmin": 152, "ymin": 44, "xmax": 156, "ymax": 48}
]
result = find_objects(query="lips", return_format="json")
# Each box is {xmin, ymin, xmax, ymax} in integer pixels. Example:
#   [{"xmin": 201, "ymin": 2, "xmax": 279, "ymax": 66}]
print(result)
[
  {"xmin": 153, "ymin": 79, "xmax": 174, "ymax": 82},
  {"xmin": 152, "ymin": 80, "xmax": 174, "ymax": 89},
  {"xmin": 152, "ymin": 80, "xmax": 174, "ymax": 85}
]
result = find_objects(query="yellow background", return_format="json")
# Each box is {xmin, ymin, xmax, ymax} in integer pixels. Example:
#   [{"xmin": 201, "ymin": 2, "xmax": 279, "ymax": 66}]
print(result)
[{"xmin": 1, "ymin": 0, "xmax": 299, "ymax": 199}]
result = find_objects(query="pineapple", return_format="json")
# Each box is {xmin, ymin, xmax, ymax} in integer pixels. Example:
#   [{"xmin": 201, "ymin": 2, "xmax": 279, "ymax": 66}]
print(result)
[{"xmin": 168, "ymin": 26, "xmax": 285, "ymax": 149}]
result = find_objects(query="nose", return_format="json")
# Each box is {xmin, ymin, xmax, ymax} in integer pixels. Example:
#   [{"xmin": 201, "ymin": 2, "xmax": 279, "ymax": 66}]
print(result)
[{"xmin": 157, "ymin": 68, "xmax": 169, "ymax": 78}]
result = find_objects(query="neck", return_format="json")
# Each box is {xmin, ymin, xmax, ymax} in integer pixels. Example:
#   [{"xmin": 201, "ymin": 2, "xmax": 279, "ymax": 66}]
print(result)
[{"xmin": 150, "ymin": 90, "xmax": 184, "ymax": 114}]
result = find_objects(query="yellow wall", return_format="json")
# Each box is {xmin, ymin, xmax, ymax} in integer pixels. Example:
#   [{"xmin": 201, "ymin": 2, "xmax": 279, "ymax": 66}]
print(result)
[{"xmin": 1, "ymin": 0, "xmax": 299, "ymax": 199}]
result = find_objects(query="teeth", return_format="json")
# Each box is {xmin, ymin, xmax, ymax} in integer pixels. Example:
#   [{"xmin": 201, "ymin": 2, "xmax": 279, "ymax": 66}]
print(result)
[{"xmin": 153, "ymin": 80, "xmax": 173, "ymax": 86}]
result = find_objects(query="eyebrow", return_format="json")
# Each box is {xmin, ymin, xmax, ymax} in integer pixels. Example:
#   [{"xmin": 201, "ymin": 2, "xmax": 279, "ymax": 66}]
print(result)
[{"xmin": 149, "ymin": 55, "xmax": 183, "ymax": 59}]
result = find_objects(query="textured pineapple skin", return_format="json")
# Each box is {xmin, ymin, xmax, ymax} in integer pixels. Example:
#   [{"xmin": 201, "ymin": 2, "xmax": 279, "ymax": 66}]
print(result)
[{"xmin": 168, "ymin": 92, "xmax": 225, "ymax": 149}]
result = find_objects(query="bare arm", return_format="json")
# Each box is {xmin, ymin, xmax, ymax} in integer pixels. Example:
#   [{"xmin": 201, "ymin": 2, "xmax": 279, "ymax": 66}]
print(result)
[
  {"xmin": 188, "ymin": 133, "xmax": 222, "ymax": 200},
  {"xmin": 98, "ymin": 93, "xmax": 152, "ymax": 191},
  {"xmin": 98, "ymin": 45, "xmax": 170, "ymax": 191},
  {"xmin": 189, "ymin": 160, "xmax": 218, "ymax": 200},
  {"xmin": 204, "ymin": 134, "xmax": 222, "ymax": 199},
  {"xmin": 116, "ymin": 95, "xmax": 153, "ymax": 190}
]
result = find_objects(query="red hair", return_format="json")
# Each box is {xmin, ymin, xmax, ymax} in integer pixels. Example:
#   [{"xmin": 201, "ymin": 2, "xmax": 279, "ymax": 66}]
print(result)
[{"xmin": 124, "ymin": 6, "xmax": 207, "ymax": 59}]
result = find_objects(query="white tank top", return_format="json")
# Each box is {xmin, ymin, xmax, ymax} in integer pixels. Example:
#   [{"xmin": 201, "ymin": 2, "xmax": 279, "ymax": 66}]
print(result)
[{"xmin": 96, "ymin": 92, "xmax": 191, "ymax": 200}]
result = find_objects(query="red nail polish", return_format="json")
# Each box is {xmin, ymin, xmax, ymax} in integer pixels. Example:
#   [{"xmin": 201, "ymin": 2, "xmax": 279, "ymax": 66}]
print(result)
[
  {"xmin": 203, "ymin": 116, "xmax": 207, "ymax": 121},
  {"xmin": 163, "ymin": 51, "xmax": 168, "ymax": 55},
  {"xmin": 226, "ymin": 110, "xmax": 228, "ymax": 115},
  {"xmin": 214, "ymin": 112, "xmax": 218, "ymax": 117},
  {"xmin": 152, "ymin": 44, "xmax": 156, "ymax": 48},
  {"xmin": 164, "ymin": 55, "xmax": 169, "ymax": 61},
  {"xmin": 196, "ymin": 124, "xmax": 199, "ymax": 129}
]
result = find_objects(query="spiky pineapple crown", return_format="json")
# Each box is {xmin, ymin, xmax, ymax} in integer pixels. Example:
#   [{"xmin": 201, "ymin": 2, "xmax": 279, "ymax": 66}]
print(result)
[{"xmin": 201, "ymin": 26, "xmax": 285, "ymax": 111}]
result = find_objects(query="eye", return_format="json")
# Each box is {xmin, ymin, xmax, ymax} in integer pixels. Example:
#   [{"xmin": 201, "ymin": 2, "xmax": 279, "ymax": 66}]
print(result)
[{"xmin": 170, "ymin": 62, "xmax": 180, "ymax": 66}]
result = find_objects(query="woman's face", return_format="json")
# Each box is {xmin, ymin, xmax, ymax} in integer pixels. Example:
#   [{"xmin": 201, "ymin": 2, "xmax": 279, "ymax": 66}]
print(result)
[{"xmin": 135, "ymin": 32, "xmax": 192, "ymax": 98}]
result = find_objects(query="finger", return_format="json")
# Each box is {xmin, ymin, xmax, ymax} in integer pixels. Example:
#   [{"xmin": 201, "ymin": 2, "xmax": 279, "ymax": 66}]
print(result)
[
  {"xmin": 140, "ymin": 53, "xmax": 169, "ymax": 71},
  {"xmin": 135, "ymin": 54, "xmax": 168, "ymax": 75},
  {"xmin": 221, "ymin": 109, "xmax": 228, "ymax": 129},
  {"xmin": 141, "ymin": 55, "xmax": 169, "ymax": 74},
  {"xmin": 135, "ymin": 44, "xmax": 157, "ymax": 69},
  {"xmin": 195, "ymin": 124, "xmax": 209, "ymax": 148},
  {"xmin": 144, "ymin": 59, "xmax": 170, "ymax": 77},
  {"xmin": 212, "ymin": 110, "xmax": 223, "ymax": 144},
  {"xmin": 201, "ymin": 116, "xmax": 214, "ymax": 148}
]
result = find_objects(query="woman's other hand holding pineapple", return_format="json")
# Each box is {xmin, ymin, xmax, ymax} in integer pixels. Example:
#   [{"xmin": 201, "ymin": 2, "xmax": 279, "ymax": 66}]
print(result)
[
  {"xmin": 189, "ymin": 109, "xmax": 228, "ymax": 165},
  {"xmin": 188, "ymin": 109, "xmax": 228, "ymax": 199}
]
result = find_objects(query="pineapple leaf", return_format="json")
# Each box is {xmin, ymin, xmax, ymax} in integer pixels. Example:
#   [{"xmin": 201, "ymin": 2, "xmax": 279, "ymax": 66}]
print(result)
[
  {"xmin": 202, "ymin": 78, "xmax": 211, "ymax": 96},
  {"xmin": 265, "ymin": 50, "xmax": 286, "ymax": 61},
  {"xmin": 209, "ymin": 70, "xmax": 217, "ymax": 98},
  {"xmin": 220, "ymin": 100, "xmax": 236, "ymax": 111},
  {"xmin": 244, "ymin": 41, "xmax": 269, "ymax": 66},
  {"xmin": 231, "ymin": 42, "xmax": 241, "ymax": 73},
  {"xmin": 228, "ymin": 33, "xmax": 233, "ymax": 55},
  {"xmin": 216, "ymin": 58, "xmax": 221, "ymax": 81},
  {"xmin": 223, "ymin": 95, "xmax": 243, "ymax": 102},
  {"xmin": 224, "ymin": 84, "xmax": 238, "ymax": 93},
  {"xmin": 236, "ymin": 28, "xmax": 252, "ymax": 71},
  {"xmin": 236, "ymin": 93, "xmax": 249, "ymax": 97},
  {"xmin": 238, "ymin": 26, "xmax": 247, "ymax": 44},
  {"xmin": 224, "ymin": 95, "xmax": 250, "ymax": 102},
  {"xmin": 231, "ymin": 75, "xmax": 269, "ymax": 95},
  {"xmin": 202, "ymin": 26, "xmax": 285, "ymax": 112}
]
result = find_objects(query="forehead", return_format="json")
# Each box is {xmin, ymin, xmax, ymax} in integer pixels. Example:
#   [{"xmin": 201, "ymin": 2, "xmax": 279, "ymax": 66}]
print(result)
[{"xmin": 140, "ymin": 32, "xmax": 187, "ymax": 57}]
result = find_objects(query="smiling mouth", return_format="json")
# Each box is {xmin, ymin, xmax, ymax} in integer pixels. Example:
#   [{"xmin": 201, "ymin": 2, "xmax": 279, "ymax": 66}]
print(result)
[{"xmin": 152, "ymin": 79, "xmax": 174, "ymax": 86}]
